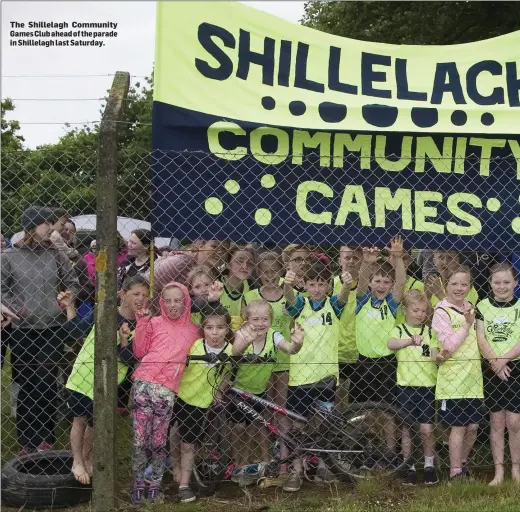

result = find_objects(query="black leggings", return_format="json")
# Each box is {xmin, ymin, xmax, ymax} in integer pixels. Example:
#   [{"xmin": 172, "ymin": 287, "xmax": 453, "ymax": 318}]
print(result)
[{"xmin": 9, "ymin": 328, "xmax": 64, "ymax": 449}]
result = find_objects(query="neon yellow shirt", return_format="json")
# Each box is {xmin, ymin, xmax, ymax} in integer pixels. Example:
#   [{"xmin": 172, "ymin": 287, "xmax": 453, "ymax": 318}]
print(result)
[
  {"xmin": 333, "ymin": 276, "xmax": 358, "ymax": 364},
  {"xmin": 476, "ymin": 297, "xmax": 520, "ymax": 360},
  {"xmin": 244, "ymin": 288, "xmax": 291, "ymax": 371},
  {"xmin": 433, "ymin": 306, "xmax": 484, "ymax": 400},
  {"xmin": 66, "ymin": 327, "xmax": 129, "ymax": 400},
  {"xmin": 290, "ymin": 298, "xmax": 339, "ymax": 386},
  {"xmin": 235, "ymin": 328, "xmax": 279, "ymax": 394},
  {"xmin": 219, "ymin": 280, "xmax": 250, "ymax": 331},
  {"xmin": 178, "ymin": 339, "xmax": 233, "ymax": 408},
  {"xmin": 390, "ymin": 323, "xmax": 439, "ymax": 387}
]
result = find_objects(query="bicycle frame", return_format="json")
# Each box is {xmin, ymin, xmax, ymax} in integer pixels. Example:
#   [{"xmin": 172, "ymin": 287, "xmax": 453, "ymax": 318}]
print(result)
[{"xmin": 225, "ymin": 386, "xmax": 363, "ymax": 457}]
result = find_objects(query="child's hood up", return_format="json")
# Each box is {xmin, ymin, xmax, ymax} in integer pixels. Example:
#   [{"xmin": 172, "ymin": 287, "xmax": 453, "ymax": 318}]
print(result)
[{"xmin": 159, "ymin": 281, "xmax": 193, "ymax": 324}]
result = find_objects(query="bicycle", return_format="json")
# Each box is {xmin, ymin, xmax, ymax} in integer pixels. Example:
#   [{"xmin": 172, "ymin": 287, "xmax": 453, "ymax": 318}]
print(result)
[{"xmin": 186, "ymin": 353, "xmax": 419, "ymax": 495}]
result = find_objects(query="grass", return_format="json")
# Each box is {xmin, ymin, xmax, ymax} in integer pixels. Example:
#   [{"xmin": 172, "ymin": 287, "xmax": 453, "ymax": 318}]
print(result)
[{"xmin": 2, "ymin": 356, "xmax": 519, "ymax": 511}]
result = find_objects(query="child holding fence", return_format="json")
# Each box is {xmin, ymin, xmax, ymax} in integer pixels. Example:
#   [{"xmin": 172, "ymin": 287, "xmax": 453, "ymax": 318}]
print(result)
[
  {"xmin": 244, "ymin": 251, "xmax": 293, "ymax": 471},
  {"xmin": 230, "ymin": 300, "xmax": 304, "ymax": 472},
  {"xmin": 130, "ymin": 282, "xmax": 200, "ymax": 505},
  {"xmin": 432, "ymin": 265, "xmax": 484, "ymax": 482},
  {"xmin": 387, "ymin": 290, "xmax": 439, "ymax": 486},
  {"xmin": 172, "ymin": 305, "xmax": 234, "ymax": 503}
]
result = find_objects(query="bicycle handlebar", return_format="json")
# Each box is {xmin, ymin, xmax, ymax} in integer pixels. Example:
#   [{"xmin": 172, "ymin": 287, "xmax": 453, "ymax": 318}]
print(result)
[{"xmin": 188, "ymin": 353, "xmax": 277, "ymax": 365}]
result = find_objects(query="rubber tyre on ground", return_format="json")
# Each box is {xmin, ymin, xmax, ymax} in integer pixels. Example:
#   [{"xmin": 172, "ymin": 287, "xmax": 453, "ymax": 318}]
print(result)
[
  {"xmin": 324, "ymin": 402, "xmax": 420, "ymax": 480},
  {"xmin": 1, "ymin": 450, "xmax": 91, "ymax": 509}
]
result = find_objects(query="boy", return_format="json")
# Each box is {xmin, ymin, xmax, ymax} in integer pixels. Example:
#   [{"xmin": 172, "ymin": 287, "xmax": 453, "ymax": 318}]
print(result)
[{"xmin": 283, "ymin": 257, "xmax": 352, "ymax": 491}]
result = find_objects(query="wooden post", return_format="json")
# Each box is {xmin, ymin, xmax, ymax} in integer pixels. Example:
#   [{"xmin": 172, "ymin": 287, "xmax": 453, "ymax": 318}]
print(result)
[{"xmin": 93, "ymin": 71, "xmax": 130, "ymax": 511}]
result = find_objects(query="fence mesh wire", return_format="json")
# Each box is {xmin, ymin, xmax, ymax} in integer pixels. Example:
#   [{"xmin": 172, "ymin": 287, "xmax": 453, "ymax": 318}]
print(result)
[{"xmin": 1, "ymin": 149, "xmax": 520, "ymax": 507}]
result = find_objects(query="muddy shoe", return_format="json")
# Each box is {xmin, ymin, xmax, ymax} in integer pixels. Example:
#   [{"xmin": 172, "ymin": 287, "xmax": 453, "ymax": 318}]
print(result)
[
  {"xmin": 283, "ymin": 471, "xmax": 303, "ymax": 492},
  {"xmin": 178, "ymin": 487, "xmax": 196, "ymax": 503}
]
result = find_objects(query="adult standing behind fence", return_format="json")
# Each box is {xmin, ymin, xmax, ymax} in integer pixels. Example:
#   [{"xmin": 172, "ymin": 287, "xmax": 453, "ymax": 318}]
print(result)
[{"xmin": 0, "ymin": 206, "xmax": 79, "ymax": 455}]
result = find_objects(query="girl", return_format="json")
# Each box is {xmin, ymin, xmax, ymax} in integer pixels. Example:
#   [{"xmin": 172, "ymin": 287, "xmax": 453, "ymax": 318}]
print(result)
[
  {"xmin": 426, "ymin": 251, "xmax": 479, "ymax": 308},
  {"xmin": 230, "ymin": 300, "xmax": 304, "ymax": 469},
  {"xmin": 123, "ymin": 229, "xmax": 156, "ymax": 280},
  {"xmin": 1, "ymin": 206, "xmax": 79, "ymax": 455},
  {"xmin": 130, "ymin": 282, "xmax": 200, "ymax": 505},
  {"xmin": 395, "ymin": 250, "xmax": 425, "ymax": 325},
  {"xmin": 388, "ymin": 290, "xmax": 439, "ymax": 486},
  {"xmin": 476, "ymin": 263, "xmax": 520, "ymax": 485},
  {"xmin": 220, "ymin": 244, "xmax": 255, "ymax": 331},
  {"xmin": 65, "ymin": 275, "xmax": 150, "ymax": 484},
  {"xmin": 186, "ymin": 265, "xmax": 223, "ymax": 325},
  {"xmin": 244, "ymin": 252, "xmax": 292, "ymax": 472},
  {"xmin": 432, "ymin": 265, "xmax": 484, "ymax": 481},
  {"xmin": 172, "ymin": 305, "xmax": 234, "ymax": 503}
]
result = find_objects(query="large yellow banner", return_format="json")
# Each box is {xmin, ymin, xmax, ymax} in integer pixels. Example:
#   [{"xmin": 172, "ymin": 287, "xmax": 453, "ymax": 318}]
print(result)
[{"xmin": 155, "ymin": 1, "xmax": 520, "ymax": 134}]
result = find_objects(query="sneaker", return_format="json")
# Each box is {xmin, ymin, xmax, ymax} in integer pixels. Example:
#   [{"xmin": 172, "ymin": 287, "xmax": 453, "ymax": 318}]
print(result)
[
  {"xmin": 283, "ymin": 471, "xmax": 303, "ymax": 492},
  {"xmin": 424, "ymin": 466, "xmax": 439, "ymax": 485},
  {"xmin": 131, "ymin": 487, "xmax": 146, "ymax": 505},
  {"xmin": 225, "ymin": 461, "xmax": 236, "ymax": 480},
  {"xmin": 148, "ymin": 486, "xmax": 164, "ymax": 504},
  {"xmin": 37, "ymin": 442, "xmax": 54, "ymax": 452},
  {"xmin": 403, "ymin": 468, "xmax": 417, "ymax": 486},
  {"xmin": 258, "ymin": 475, "xmax": 286, "ymax": 488},
  {"xmin": 314, "ymin": 466, "xmax": 338, "ymax": 483},
  {"xmin": 462, "ymin": 463, "xmax": 472, "ymax": 479},
  {"xmin": 178, "ymin": 487, "xmax": 196, "ymax": 503}
]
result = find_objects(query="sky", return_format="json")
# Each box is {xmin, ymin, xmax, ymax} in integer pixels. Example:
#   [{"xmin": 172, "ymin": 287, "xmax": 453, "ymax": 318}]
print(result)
[{"xmin": 1, "ymin": 1, "xmax": 306, "ymax": 148}]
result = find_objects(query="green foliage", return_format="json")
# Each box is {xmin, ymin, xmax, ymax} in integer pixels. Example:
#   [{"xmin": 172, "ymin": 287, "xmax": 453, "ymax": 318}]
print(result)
[
  {"xmin": 301, "ymin": 1, "xmax": 520, "ymax": 44},
  {"xmin": 1, "ymin": 77, "xmax": 153, "ymax": 236}
]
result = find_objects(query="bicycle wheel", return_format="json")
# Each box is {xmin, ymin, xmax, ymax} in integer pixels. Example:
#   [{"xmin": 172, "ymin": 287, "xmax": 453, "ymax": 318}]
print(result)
[{"xmin": 323, "ymin": 402, "xmax": 419, "ymax": 480}]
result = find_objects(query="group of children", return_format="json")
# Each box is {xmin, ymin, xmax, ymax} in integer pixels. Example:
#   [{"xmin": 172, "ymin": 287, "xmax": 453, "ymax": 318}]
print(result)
[{"xmin": 60, "ymin": 239, "xmax": 520, "ymax": 504}]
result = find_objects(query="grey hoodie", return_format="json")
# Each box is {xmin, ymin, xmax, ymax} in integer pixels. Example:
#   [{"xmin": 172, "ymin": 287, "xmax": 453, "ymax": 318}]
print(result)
[{"xmin": 1, "ymin": 244, "xmax": 80, "ymax": 330}]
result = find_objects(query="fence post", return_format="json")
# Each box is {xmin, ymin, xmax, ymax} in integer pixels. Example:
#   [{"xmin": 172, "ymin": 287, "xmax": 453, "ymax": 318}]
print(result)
[{"xmin": 93, "ymin": 71, "xmax": 130, "ymax": 511}]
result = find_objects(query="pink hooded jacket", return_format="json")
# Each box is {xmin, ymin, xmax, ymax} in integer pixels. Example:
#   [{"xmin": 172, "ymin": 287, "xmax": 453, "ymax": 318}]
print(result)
[{"xmin": 132, "ymin": 282, "xmax": 201, "ymax": 392}]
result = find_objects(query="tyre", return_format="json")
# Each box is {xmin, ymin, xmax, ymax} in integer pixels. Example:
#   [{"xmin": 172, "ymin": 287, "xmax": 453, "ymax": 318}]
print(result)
[
  {"xmin": 323, "ymin": 402, "xmax": 420, "ymax": 480},
  {"xmin": 1, "ymin": 450, "xmax": 91, "ymax": 509}
]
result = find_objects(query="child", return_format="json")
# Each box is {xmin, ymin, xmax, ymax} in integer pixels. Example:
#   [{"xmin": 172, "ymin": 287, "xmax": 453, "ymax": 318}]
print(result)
[
  {"xmin": 64, "ymin": 275, "xmax": 150, "ymax": 485},
  {"xmin": 388, "ymin": 290, "xmax": 439, "ymax": 486},
  {"xmin": 172, "ymin": 305, "xmax": 234, "ymax": 503},
  {"xmin": 432, "ymin": 265, "xmax": 484, "ymax": 481},
  {"xmin": 395, "ymin": 250, "xmax": 425, "ymax": 325},
  {"xmin": 185, "ymin": 265, "xmax": 224, "ymax": 325},
  {"xmin": 354, "ymin": 238, "xmax": 406, "ymax": 405},
  {"xmin": 426, "ymin": 250, "xmax": 479, "ymax": 308},
  {"xmin": 333, "ymin": 246, "xmax": 362, "ymax": 410},
  {"xmin": 476, "ymin": 263, "xmax": 520, "ymax": 485},
  {"xmin": 219, "ymin": 244, "xmax": 255, "ymax": 331},
  {"xmin": 230, "ymin": 300, "xmax": 304, "ymax": 470},
  {"xmin": 283, "ymin": 257, "xmax": 352, "ymax": 491},
  {"xmin": 281, "ymin": 244, "xmax": 313, "ymax": 296},
  {"xmin": 244, "ymin": 251, "xmax": 292, "ymax": 470},
  {"xmin": 130, "ymin": 282, "xmax": 200, "ymax": 505}
]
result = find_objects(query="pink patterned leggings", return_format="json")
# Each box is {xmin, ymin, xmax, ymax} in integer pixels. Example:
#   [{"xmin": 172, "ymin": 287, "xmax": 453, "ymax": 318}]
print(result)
[{"xmin": 131, "ymin": 380, "xmax": 175, "ymax": 486}]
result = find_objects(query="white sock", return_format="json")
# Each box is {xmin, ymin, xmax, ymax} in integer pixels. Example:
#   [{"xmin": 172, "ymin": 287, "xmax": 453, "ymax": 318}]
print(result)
[
  {"xmin": 409, "ymin": 464, "xmax": 415, "ymax": 471},
  {"xmin": 424, "ymin": 456, "xmax": 435, "ymax": 468}
]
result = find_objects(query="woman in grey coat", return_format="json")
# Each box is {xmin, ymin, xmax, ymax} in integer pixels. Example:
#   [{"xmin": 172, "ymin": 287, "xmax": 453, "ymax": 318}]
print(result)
[{"xmin": 1, "ymin": 206, "xmax": 79, "ymax": 455}]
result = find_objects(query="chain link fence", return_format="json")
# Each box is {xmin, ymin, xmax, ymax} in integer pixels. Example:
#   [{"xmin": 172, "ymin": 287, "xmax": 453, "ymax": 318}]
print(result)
[{"xmin": 1, "ymin": 146, "xmax": 520, "ymax": 508}]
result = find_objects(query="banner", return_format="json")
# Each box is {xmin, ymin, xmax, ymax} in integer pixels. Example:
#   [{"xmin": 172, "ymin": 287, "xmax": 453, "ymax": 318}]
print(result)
[{"xmin": 152, "ymin": 1, "xmax": 520, "ymax": 250}]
